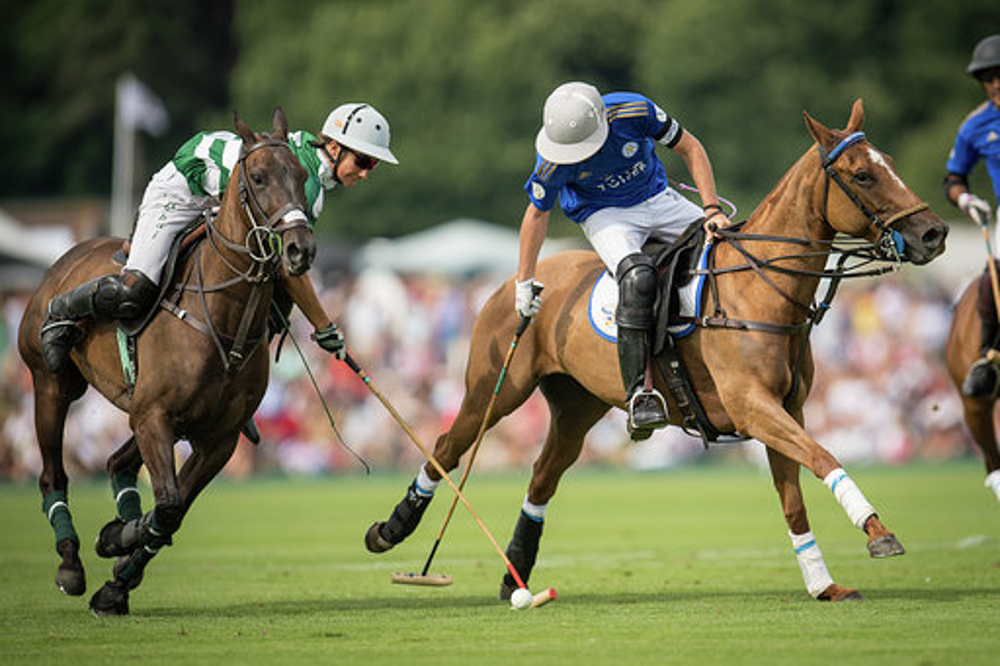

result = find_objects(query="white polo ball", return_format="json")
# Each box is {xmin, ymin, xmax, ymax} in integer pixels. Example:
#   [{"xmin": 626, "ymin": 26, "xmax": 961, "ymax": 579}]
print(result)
[{"xmin": 510, "ymin": 587, "xmax": 532, "ymax": 610}]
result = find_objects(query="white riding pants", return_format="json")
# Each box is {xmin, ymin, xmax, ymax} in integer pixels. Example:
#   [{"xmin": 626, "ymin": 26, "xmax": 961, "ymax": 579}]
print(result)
[
  {"xmin": 123, "ymin": 162, "xmax": 216, "ymax": 284},
  {"xmin": 580, "ymin": 187, "xmax": 704, "ymax": 275}
]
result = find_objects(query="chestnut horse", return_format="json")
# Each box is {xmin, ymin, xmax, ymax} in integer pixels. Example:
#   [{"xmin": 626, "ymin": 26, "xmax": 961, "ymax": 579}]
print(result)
[
  {"xmin": 367, "ymin": 100, "xmax": 948, "ymax": 601},
  {"xmin": 944, "ymin": 273, "xmax": 1000, "ymax": 500},
  {"xmin": 17, "ymin": 109, "xmax": 314, "ymax": 616}
]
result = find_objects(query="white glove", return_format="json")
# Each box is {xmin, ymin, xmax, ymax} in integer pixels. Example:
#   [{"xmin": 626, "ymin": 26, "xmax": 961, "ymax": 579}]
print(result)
[
  {"xmin": 958, "ymin": 192, "xmax": 994, "ymax": 227},
  {"xmin": 515, "ymin": 279, "xmax": 543, "ymax": 318}
]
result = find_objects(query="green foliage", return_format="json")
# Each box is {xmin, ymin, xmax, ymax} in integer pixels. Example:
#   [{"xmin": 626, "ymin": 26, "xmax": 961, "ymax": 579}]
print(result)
[{"xmin": 2, "ymin": 0, "xmax": 999, "ymax": 239}]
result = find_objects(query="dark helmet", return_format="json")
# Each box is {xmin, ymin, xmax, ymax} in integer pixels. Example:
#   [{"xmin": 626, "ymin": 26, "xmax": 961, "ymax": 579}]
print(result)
[{"xmin": 968, "ymin": 35, "xmax": 1000, "ymax": 77}]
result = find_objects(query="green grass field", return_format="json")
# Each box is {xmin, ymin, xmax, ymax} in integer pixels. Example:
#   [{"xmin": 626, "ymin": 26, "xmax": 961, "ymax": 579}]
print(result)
[{"xmin": 1, "ymin": 461, "xmax": 998, "ymax": 664}]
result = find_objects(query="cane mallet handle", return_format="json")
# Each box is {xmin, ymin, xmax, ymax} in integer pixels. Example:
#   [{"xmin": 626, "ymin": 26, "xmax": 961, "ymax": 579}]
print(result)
[{"xmin": 980, "ymin": 225, "xmax": 1000, "ymax": 327}]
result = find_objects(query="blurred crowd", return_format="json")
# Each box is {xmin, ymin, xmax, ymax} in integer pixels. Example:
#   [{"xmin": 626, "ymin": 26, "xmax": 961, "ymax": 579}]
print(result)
[{"xmin": 0, "ymin": 266, "xmax": 979, "ymax": 483}]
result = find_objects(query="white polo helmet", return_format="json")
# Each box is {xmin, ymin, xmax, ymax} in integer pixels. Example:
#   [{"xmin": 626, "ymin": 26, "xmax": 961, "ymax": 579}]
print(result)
[
  {"xmin": 535, "ymin": 82, "xmax": 608, "ymax": 164},
  {"xmin": 321, "ymin": 103, "xmax": 398, "ymax": 164}
]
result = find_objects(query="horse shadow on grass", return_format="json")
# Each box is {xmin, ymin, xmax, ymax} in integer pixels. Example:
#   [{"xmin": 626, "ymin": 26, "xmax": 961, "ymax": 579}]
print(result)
[{"xmin": 126, "ymin": 584, "xmax": 1000, "ymax": 619}]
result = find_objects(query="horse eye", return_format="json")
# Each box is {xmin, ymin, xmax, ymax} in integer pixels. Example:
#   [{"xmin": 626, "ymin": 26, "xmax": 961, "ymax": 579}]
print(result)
[
  {"xmin": 251, "ymin": 173, "xmax": 265, "ymax": 186},
  {"xmin": 853, "ymin": 171, "xmax": 874, "ymax": 185}
]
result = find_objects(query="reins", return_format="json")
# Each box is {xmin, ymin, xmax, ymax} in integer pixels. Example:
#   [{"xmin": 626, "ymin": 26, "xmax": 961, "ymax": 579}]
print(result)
[{"xmin": 167, "ymin": 136, "xmax": 308, "ymax": 375}]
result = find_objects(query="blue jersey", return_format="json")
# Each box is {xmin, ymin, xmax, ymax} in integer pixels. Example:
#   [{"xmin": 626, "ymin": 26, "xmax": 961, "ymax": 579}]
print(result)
[
  {"xmin": 524, "ymin": 92, "xmax": 683, "ymax": 224},
  {"xmin": 946, "ymin": 102, "xmax": 1000, "ymax": 201}
]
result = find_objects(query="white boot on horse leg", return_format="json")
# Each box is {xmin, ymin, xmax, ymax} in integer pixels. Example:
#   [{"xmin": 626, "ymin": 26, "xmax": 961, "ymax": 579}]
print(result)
[{"xmin": 823, "ymin": 468, "xmax": 904, "ymax": 557}]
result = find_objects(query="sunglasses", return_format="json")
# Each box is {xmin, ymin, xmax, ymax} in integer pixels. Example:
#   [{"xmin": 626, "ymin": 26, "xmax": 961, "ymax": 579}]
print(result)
[{"xmin": 347, "ymin": 148, "xmax": 379, "ymax": 171}]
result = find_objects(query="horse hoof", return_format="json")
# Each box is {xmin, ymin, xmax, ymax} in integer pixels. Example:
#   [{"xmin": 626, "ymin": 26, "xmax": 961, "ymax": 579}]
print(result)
[
  {"xmin": 55, "ymin": 538, "xmax": 86, "ymax": 596},
  {"xmin": 56, "ymin": 562, "xmax": 86, "ymax": 596},
  {"xmin": 868, "ymin": 533, "xmax": 905, "ymax": 558},
  {"xmin": 95, "ymin": 518, "xmax": 127, "ymax": 558},
  {"xmin": 817, "ymin": 584, "xmax": 863, "ymax": 602},
  {"xmin": 364, "ymin": 522, "xmax": 394, "ymax": 553},
  {"xmin": 89, "ymin": 580, "xmax": 130, "ymax": 617}
]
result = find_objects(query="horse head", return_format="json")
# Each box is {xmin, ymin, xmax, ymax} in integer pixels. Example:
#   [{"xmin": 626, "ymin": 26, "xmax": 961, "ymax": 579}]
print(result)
[
  {"xmin": 233, "ymin": 108, "xmax": 316, "ymax": 276},
  {"xmin": 804, "ymin": 99, "xmax": 947, "ymax": 265}
]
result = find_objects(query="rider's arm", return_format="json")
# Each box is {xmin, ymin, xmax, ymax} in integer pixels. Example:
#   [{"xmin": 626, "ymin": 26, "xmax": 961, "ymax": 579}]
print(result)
[
  {"xmin": 517, "ymin": 202, "xmax": 550, "ymax": 282},
  {"xmin": 279, "ymin": 271, "xmax": 333, "ymax": 331},
  {"xmin": 670, "ymin": 130, "xmax": 726, "ymax": 229}
]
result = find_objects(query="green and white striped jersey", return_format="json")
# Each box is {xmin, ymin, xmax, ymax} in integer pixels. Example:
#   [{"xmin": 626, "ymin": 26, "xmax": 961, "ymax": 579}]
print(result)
[{"xmin": 172, "ymin": 129, "xmax": 328, "ymax": 222}]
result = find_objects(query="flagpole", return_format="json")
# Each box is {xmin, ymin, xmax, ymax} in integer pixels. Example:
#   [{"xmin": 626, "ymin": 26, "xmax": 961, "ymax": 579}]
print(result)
[{"xmin": 110, "ymin": 73, "xmax": 136, "ymax": 239}]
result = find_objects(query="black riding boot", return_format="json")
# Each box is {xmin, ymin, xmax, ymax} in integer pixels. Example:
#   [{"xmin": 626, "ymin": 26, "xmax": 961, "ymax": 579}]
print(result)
[
  {"xmin": 40, "ymin": 270, "xmax": 157, "ymax": 373},
  {"xmin": 963, "ymin": 267, "xmax": 1000, "ymax": 398},
  {"xmin": 615, "ymin": 253, "xmax": 667, "ymax": 439},
  {"xmin": 618, "ymin": 326, "xmax": 668, "ymax": 436}
]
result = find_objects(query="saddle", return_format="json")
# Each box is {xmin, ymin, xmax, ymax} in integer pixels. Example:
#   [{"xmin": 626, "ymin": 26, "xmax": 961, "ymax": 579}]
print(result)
[
  {"xmin": 110, "ymin": 218, "xmax": 207, "ymax": 390},
  {"xmin": 641, "ymin": 218, "xmax": 745, "ymax": 446}
]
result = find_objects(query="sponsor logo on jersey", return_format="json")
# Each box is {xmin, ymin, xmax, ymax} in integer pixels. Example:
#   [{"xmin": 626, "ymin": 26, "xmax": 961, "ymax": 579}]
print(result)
[
  {"xmin": 532, "ymin": 182, "xmax": 546, "ymax": 201},
  {"xmin": 988, "ymin": 130, "xmax": 999, "ymax": 143}
]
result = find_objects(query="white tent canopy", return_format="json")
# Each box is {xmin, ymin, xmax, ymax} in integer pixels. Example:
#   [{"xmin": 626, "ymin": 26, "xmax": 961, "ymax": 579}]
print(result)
[{"xmin": 358, "ymin": 218, "xmax": 581, "ymax": 277}]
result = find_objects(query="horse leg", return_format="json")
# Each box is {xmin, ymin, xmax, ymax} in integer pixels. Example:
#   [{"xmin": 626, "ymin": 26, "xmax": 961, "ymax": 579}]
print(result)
[
  {"xmin": 766, "ymin": 447, "xmax": 861, "ymax": 601},
  {"xmin": 90, "ymin": 411, "xmax": 182, "ymax": 617},
  {"xmin": 961, "ymin": 397, "xmax": 1000, "ymax": 501},
  {"xmin": 725, "ymin": 385, "xmax": 904, "ymax": 559},
  {"xmin": 500, "ymin": 374, "xmax": 609, "ymax": 599},
  {"xmin": 365, "ymin": 336, "xmax": 540, "ymax": 553},
  {"xmin": 32, "ymin": 369, "xmax": 88, "ymax": 596}
]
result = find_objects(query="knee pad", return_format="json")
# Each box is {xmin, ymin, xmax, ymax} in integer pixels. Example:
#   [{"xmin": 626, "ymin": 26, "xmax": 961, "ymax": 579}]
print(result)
[
  {"xmin": 92, "ymin": 271, "xmax": 157, "ymax": 320},
  {"xmin": 615, "ymin": 253, "xmax": 657, "ymax": 329}
]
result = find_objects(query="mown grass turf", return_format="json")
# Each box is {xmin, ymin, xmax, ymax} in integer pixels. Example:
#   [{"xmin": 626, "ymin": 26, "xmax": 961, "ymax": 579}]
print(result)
[{"xmin": 1, "ymin": 461, "xmax": 998, "ymax": 664}]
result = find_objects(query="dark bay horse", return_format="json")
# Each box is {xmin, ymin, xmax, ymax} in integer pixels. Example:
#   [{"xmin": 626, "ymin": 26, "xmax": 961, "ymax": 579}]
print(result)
[
  {"xmin": 367, "ymin": 100, "xmax": 948, "ymax": 601},
  {"xmin": 17, "ymin": 109, "xmax": 314, "ymax": 616},
  {"xmin": 944, "ymin": 274, "xmax": 1000, "ymax": 500}
]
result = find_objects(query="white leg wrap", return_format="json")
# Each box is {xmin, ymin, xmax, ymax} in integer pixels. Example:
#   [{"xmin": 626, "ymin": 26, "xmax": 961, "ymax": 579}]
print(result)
[
  {"xmin": 415, "ymin": 466, "xmax": 440, "ymax": 497},
  {"xmin": 823, "ymin": 468, "xmax": 875, "ymax": 530},
  {"xmin": 985, "ymin": 469, "xmax": 1000, "ymax": 501},
  {"xmin": 521, "ymin": 496, "xmax": 548, "ymax": 521},
  {"xmin": 789, "ymin": 531, "xmax": 834, "ymax": 599}
]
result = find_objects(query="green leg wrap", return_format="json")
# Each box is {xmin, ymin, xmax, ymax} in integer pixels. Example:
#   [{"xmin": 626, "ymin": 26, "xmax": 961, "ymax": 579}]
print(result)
[
  {"xmin": 111, "ymin": 472, "xmax": 142, "ymax": 521},
  {"xmin": 42, "ymin": 491, "xmax": 79, "ymax": 547}
]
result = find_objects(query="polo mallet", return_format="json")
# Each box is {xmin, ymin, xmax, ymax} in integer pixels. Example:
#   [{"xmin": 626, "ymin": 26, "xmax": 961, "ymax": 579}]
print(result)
[
  {"xmin": 981, "ymin": 223, "xmax": 1000, "ymax": 327},
  {"xmin": 342, "ymin": 352, "xmax": 531, "ymax": 594},
  {"xmin": 404, "ymin": 294, "xmax": 541, "ymax": 586}
]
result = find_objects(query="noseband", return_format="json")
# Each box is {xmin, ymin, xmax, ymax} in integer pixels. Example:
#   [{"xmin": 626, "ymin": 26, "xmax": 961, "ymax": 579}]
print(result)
[{"xmin": 817, "ymin": 131, "xmax": 928, "ymax": 262}]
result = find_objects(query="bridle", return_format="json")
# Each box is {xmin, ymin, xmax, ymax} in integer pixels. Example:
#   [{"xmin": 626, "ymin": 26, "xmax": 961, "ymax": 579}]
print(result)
[
  {"xmin": 816, "ymin": 131, "xmax": 928, "ymax": 263},
  {"xmin": 171, "ymin": 135, "xmax": 311, "ymax": 374}
]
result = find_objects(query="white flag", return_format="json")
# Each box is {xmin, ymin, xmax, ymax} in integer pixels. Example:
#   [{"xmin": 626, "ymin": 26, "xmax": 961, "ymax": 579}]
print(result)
[{"xmin": 117, "ymin": 72, "xmax": 169, "ymax": 137}]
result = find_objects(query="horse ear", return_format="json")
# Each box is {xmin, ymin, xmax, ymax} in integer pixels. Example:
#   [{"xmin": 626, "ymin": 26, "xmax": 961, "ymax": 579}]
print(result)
[
  {"xmin": 234, "ymin": 111, "xmax": 255, "ymax": 146},
  {"xmin": 803, "ymin": 110, "xmax": 833, "ymax": 150},
  {"xmin": 272, "ymin": 107, "xmax": 288, "ymax": 141},
  {"xmin": 845, "ymin": 98, "xmax": 864, "ymax": 133}
]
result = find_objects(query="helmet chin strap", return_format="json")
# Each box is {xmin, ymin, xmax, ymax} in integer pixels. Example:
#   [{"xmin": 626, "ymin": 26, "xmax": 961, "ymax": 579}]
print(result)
[{"xmin": 321, "ymin": 142, "xmax": 344, "ymax": 187}]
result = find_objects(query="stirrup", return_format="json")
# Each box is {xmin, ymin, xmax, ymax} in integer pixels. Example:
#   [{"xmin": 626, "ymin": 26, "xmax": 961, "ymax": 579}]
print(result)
[
  {"xmin": 627, "ymin": 388, "xmax": 668, "ymax": 435},
  {"xmin": 962, "ymin": 355, "xmax": 1000, "ymax": 399}
]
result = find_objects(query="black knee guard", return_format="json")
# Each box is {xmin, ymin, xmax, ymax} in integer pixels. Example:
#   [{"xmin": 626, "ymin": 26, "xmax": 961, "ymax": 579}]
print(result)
[
  {"xmin": 91, "ymin": 270, "xmax": 158, "ymax": 321},
  {"xmin": 615, "ymin": 253, "xmax": 657, "ymax": 330}
]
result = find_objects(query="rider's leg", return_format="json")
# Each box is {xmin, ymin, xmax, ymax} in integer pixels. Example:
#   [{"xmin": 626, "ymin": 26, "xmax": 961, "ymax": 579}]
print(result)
[
  {"xmin": 40, "ymin": 269, "xmax": 158, "ymax": 373},
  {"xmin": 615, "ymin": 253, "xmax": 667, "ymax": 434},
  {"xmin": 963, "ymin": 264, "xmax": 1000, "ymax": 397}
]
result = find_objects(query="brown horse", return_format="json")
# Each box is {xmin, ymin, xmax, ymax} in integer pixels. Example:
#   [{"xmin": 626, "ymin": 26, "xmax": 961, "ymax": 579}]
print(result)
[
  {"xmin": 17, "ymin": 109, "xmax": 314, "ymax": 616},
  {"xmin": 944, "ymin": 272, "xmax": 1000, "ymax": 500},
  {"xmin": 366, "ymin": 99, "xmax": 948, "ymax": 601}
]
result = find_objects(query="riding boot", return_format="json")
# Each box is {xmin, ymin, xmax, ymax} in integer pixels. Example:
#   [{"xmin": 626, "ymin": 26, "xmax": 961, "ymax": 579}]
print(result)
[
  {"xmin": 618, "ymin": 326, "xmax": 668, "ymax": 436},
  {"xmin": 963, "ymin": 266, "xmax": 1000, "ymax": 398},
  {"xmin": 615, "ymin": 253, "xmax": 668, "ymax": 439},
  {"xmin": 41, "ymin": 270, "xmax": 157, "ymax": 373}
]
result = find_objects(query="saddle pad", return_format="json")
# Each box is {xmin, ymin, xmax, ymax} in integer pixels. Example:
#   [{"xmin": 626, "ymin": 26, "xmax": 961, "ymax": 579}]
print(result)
[{"xmin": 588, "ymin": 243, "xmax": 710, "ymax": 342}]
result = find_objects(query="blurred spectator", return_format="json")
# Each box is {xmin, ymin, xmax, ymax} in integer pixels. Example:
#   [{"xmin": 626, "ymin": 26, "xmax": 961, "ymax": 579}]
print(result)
[{"xmin": 0, "ymin": 266, "xmax": 979, "ymax": 481}]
